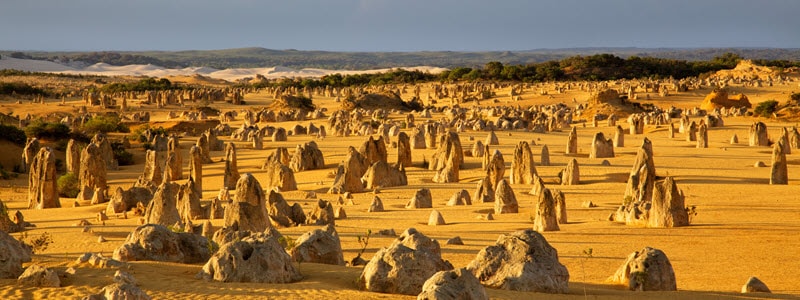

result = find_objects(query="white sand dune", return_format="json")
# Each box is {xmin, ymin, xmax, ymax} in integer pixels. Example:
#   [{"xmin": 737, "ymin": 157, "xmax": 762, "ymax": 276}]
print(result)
[{"xmin": 0, "ymin": 55, "xmax": 447, "ymax": 81}]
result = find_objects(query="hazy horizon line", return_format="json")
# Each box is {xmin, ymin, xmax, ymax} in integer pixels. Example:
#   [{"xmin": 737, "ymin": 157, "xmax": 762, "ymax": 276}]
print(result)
[{"xmin": 4, "ymin": 46, "xmax": 800, "ymax": 53}]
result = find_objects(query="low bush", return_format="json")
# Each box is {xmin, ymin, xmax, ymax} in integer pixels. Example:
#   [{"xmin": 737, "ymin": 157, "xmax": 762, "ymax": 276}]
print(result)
[
  {"xmin": 0, "ymin": 124, "xmax": 27, "ymax": 146},
  {"xmin": 81, "ymin": 115, "xmax": 129, "ymax": 134},
  {"xmin": 754, "ymin": 100, "xmax": 779, "ymax": 117},
  {"xmin": 24, "ymin": 120, "xmax": 71, "ymax": 140},
  {"xmin": 57, "ymin": 172, "xmax": 80, "ymax": 198},
  {"xmin": 112, "ymin": 141, "xmax": 134, "ymax": 166}
]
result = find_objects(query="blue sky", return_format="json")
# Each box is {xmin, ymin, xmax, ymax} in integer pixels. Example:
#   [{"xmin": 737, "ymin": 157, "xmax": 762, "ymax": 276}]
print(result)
[{"xmin": 0, "ymin": 0, "xmax": 798, "ymax": 51}]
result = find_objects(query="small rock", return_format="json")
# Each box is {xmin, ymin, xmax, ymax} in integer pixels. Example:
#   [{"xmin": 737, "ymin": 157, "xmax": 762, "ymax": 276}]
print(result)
[
  {"xmin": 74, "ymin": 220, "xmax": 90, "ymax": 229},
  {"xmin": 428, "ymin": 210, "xmax": 446, "ymax": 226},
  {"xmin": 334, "ymin": 207, "xmax": 347, "ymax": 219},
  {"xmin": 600, "ymin": 160, "xmax": 611, "ymax": 166},
  {"xmin": 97, "ymin": 211, "xmax": 109, "ymax": 222},
  {"xmin": 446, "ymin": 236, "xmax": 464, "ymax": 245},
  {"xmin": 582, "ymin": 201, "xmax": 597, "ymax": 208},
  {"xmin": 741, "ymin": 276, "xmax": 771, "ymax": 293},
  {"xmin": 82, "ymin": 226, "xmax": 92, "ymax": 233},
  {"xmin": 17, "ymin": 265, "xmax": 60, "ymax": 287},
  {"xmin": 378, "ymin": 228, "xmax": 396, "ymax": 236},
  {"xmin": 97, "ymin": 236, "xmax": 107, "ymax": 243},
  {"xmin": 305, "ymin": 191, "xmax": 317, "ymax": 199},
  {"xmin": 350, "ymin": 256, "xmax": 368, "ymax": 266},
  {"xmin": 114, "ymin": 270, "xmax": 138, "ymax": 286},
  {"xmin": 754, "ymin": 161, "xmax": 766, "ymax": 168}
]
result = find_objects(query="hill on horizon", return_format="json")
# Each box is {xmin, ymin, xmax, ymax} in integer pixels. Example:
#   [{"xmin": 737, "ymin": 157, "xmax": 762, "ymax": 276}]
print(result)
[{"xmin": 2, "ymin": 47, "xmax": 800, "ymax": 70}]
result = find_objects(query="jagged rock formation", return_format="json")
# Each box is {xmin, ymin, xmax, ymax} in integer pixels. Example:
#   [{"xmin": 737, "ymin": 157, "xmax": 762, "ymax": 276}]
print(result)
[
  {"xmin": 267, "ymin": 189, "xmax": 306, "ymax": 228},
  {"xmin": 771, "ymin": 140, "xmax": 788, "ymax": 185},
  {"xmin": 417, "ymin": 268, "xmax": 488, "ymax": 300},
  {"xmin": 223, "ymin": 142, "xmax": 240, "ymax": 190},
  {"xmin": 188, "ymin": 146, "xmax": 203, "ymax": 193},
  {"xmin": 359, "ymin": 228, "xmax": 454, "ymax": 295},
  {"xmin": 363, "ymin": 161, "xmax": 408, "ymax": 189},
  {"xmin": 360, "ymin": 135, "xmax": 388, "ymax": 166},
  {"xmin": 112, "ymin": 224, "xmax": 210, "ymax": 263},
  {"xmin": 406, "ymin": 188, "xmax": 433, "ymax": 209},
  {"xmin": 290, "ymin": 225, "xmax": 344, "ymax": 265},
  {"xmin": 510, "ymin": 141, "xmax": 537, "ymax": 184},
  {"xmin": 0, "ymin": 229, "xmax": 32, "ymax": 279},
  {"xmin": 66, "ymin": 139, "xmax": 81, "ymax": 174},
  {"xmin": 589, "ymin": 132, "xmax": 614, "ymax": 159},
  {"xmin": 533, "ymin": 188, "xmax": 559, "ymax": 232},
  {"xmin": 142, "ymin": 182, "xmax": 182, "ymax": 226},
  {"xmin": 609, "ymin": 247, "xmax": 676, "ymax": 291},
  {"xmin": 565, "ymin": 127, "xmax": 578, "ymax": 155},
  {"xmin": 262, "ymin": 159, "xmax": 298, "ymax": 191},
  {"xmin": 466, "ymin": 229, "xmax": 569, "ymax": 293},
  {"xmin": 446, "ymin": 189, "xmax": 471, "ymax": 206},
  {"xmin": 76, "ymin": 143, "xmax": 107, "ymax": 201},
  {"xmin": 560, "ymin": 159, "xmax": 580, "ymax": 185},
  {"xmin": 329, "ymin": 147, "xmax": 367, "ymax": 194},
  {"xmin": 198, "ymin": 230, "xmax": 302, "ymax": 283},
  {"xmin": 306, "ymin": 199, "xmax": 335, "ymax": 226},
  {"xmin": 397, "ymin": 132, "xmax": 412, "ymax": 167},
  {"xmin": 27, "ymin": 147, "xmax": 59, "ymax": 209},
  {"xmin": 140, "ymin": 150, "xmax": 163, "ymax": 186},
  {"xmin": 430, "ymin": 132, "xmax": 463, "ymax": 183},
  {"xmin": 749, "ymin": 122, "xmax": 769, "ymax": 147},
  {"xmin": 289, "ymin": 141, "xmax": 325, "ymax": 172},
  {"xmin": 493, "ymin": 179, "xmax": 518, "ymax": 214},
  {"xmin": 223, "ymin": 173, "xmax": 270, "ymax": 232}
]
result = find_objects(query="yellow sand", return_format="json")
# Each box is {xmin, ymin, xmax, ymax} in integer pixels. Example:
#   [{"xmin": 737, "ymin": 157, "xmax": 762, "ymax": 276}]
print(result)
[{"xmin": 1, "ymin": 78, "xmax": 799, "ymax": 299}]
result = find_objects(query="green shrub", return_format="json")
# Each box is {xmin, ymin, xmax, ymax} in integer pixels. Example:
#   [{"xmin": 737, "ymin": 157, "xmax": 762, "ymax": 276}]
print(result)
[
  {"xmin": 130, "ymin": 124, "xmax": 167, "ymax": 142},
  {"xmin": 0, "ymin": 82, "xmax": 47, "ymax": 96},
  {"xmin": 0, "ymin": 166, "xmax": 18, "ymax": 180},
  {"xmin": 0, "ymin": 124, "xmax": 27, "ymax": 146},
  {"xmin": 112, "ymin": 141, "xmax": 134, "ymax": 166},
  {"xmin": 57, "ymin": 172, "xmax": 80, "ymax": 198},
  {"xmin": 24, "ymin": 120, "xmax": 71, "ymax": 140},
  {"xmin": 81, "ymin": 115, "xmax": 129, "ymax": 134},
  {"xmin": 754, "ymin": 100, "xmax": 779, "ymax": 117}
]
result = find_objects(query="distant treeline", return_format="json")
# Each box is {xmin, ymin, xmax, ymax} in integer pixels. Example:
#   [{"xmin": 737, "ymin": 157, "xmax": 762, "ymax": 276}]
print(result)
[
  {"xmin": 99, "ymin": 78, "xmax": 185, "ymax": 93},
  {"xmin": 0, "ymin": 82, "xmax": 47, "ymax": 96},
  {"xmin": 4, "ymin": 47, "xmax": 800, "ymax": 70},
  {"xmin": 247, "ymin": 53, "xmax": 764, "ymax": 89}
]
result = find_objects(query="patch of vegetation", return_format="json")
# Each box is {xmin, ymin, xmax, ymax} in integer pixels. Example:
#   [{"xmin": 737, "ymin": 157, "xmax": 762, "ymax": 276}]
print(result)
[
  {"xmin": 350, "ymin": 229, "xmax": 372, "ymax": 266},
  {"xmin": 111, "ymin": 141, "xmax": 134, "ymax": 166},
  {"xmin": 167, "ymin": 224, "xmax": 185, "ymax": 233},
  {"xmin": 81, "ymin": 115, "xmax": 129, "ymax": 134},
  {"xmin": 0, "ymin": 200, "xmax": 8, "ymax": 218},
  {"xmin": 57, "ymin": 172, "xmax": 80, "ymax": 198},
  {"xmin": 24, "ymin": 120, "xmax": 71, "ymax": 140},
  {"xmin": 790, "ymin": 92, "xmax": 800, "ymax": 102},
  {"xmin": 100, "ymin": 77, "xmax": 181, "ymax": 93},
  {"xmin": 0, "ymin": 166, "xmax": 18, "ymax": 180},
  {"xmin": 754, "ymin": 100, "xmax": 779, "ymax": 117},
  {"xmin": 0, "ymin": 82, "xmax": 48, "ymax": 96},
  {"xmin": 278, "ymin": 235, "xmax": 297, "ymax": 251},
  {"xmin": 130, "ymin": 124, "xmax": 168, "ymax": 142},
  {"xmin": 686, "ymin": 205, "xmax": 698, "ymax": 224},
  {"xmin": 18, "ymin": 232, "xmax": 54, "ymax": 254},
  {"xmin": 0, "ymin": 124, "xmax": 27, "ymax": 146}
]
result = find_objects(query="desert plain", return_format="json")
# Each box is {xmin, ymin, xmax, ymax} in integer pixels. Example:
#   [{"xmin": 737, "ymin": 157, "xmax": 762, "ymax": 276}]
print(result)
[{"xmin": 0, "ymin": 61, "xmax": 799, "ymax": 300}]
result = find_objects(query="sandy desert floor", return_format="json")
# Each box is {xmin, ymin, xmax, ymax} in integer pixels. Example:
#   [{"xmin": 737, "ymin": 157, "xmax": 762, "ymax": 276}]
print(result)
[{"xmin": 0, "ymin": 79, "xmax": 799, "ymax": 299}]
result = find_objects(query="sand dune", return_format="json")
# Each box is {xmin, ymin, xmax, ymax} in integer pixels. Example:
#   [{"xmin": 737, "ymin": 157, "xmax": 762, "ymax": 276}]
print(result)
[{"xmin": 0, "ymin": 56, "xmax": 447, "ymax": 81}]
